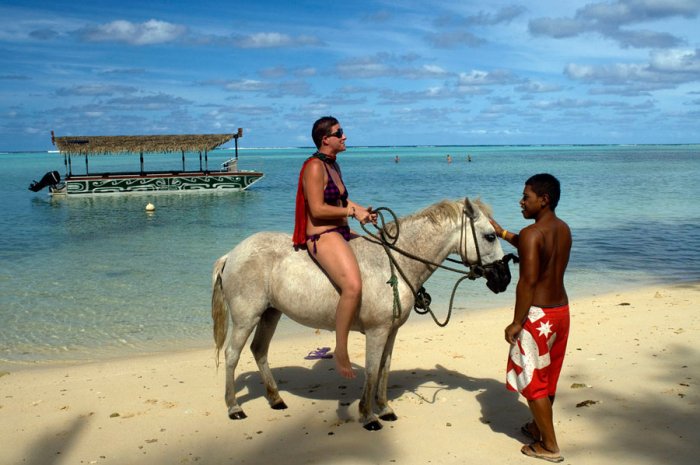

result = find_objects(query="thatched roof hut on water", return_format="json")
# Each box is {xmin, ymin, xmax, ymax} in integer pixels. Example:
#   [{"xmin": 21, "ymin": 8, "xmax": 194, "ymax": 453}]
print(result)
[{"xmin": 51, "ymin": 128, "xmax": 243, "ymax": 175}]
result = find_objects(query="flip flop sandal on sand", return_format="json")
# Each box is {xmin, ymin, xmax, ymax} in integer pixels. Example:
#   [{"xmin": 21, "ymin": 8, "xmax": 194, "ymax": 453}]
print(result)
[
  {"xmin": 304, "ymin": 347, "xmax": 333, "ymax": 360},
  {"xmin": 521, "ymin": 442, "xmax": 564, "ymax": 463}
]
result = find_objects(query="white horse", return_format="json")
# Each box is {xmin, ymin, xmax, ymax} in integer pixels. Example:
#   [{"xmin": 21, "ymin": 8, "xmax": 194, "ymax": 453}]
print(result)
[{"xmin": 211, "ymin": 198, "xmax": 512, "ymax": 430}]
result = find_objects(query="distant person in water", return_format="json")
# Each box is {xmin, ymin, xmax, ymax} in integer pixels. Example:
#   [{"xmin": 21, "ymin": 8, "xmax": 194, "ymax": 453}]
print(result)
[
  {"xmin": 292, "ymin": 116, "xmax": 377, "ymax": 379},
  {"xmin": 394, "ymin": 155, "xmax": 400, "ymax": 163},
  {"xmin": 490, "ymin": 173, "xmax": 572, "ymax": 463},
  {"xmin": 467, "ymin": 154, "xmax": 472, "ymax": 162},
  {"xmin": 446, "ymin": 154, "xmax": 452, "ymax": 163}
]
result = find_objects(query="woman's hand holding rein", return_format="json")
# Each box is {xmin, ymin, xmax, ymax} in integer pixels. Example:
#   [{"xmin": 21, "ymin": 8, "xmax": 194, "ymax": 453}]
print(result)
[{"xmin": 349, "ymin": 205, "xmax": 377, "ymax": 225}]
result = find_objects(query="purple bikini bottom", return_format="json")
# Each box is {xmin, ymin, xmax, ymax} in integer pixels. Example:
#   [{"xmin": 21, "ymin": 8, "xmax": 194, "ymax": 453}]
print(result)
[{"xmin": 306, "ymin": 225, "xmax": 352, "ymax": 254}]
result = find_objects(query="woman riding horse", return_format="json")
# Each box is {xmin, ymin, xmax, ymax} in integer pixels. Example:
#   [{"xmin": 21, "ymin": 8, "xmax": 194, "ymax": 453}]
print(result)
[{"xmin": 293, "ymin": 116, "xmax": 377, "ymax": 379}]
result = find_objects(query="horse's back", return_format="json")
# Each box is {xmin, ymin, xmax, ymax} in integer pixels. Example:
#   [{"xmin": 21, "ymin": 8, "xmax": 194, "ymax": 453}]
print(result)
[
  {"xmin": 218, "ymin": 231, "xmax": 294, "ymax": 277},
  {"xmin": 213, "ymin": 230, "xmax": 404, "ymax": 329}
]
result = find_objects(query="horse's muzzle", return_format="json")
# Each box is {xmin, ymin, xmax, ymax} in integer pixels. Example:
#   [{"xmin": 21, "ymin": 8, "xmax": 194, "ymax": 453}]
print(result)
[{"xmin": 483, "ymin": 253, "xmax": 518, "ymax": 294}]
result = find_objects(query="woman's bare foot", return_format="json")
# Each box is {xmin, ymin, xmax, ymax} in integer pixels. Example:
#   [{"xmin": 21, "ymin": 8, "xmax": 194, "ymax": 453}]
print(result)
[{"xmin": 334, "ymin": 348, "xmax": 356, "ymax": 379}]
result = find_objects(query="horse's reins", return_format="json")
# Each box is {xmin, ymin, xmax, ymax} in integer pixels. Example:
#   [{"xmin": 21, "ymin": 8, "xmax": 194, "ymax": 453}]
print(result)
[{"xmin": 360, "ymin": 198, "xmax": 515, "ymax": 327}]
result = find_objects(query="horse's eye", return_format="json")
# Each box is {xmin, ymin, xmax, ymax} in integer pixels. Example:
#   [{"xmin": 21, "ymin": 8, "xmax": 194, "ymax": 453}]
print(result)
[{"xmin": 485, "ymin": 233, "xmax": 496, "ymax": 242}]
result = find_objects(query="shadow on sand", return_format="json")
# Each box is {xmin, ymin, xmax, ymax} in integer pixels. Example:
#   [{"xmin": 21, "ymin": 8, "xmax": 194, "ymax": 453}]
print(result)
[
  {"xmin": 235, "ymin": 361, "xmax": 528, "ymax": 439},
  {"xmin": 16, "ymin": 343, "xmax": 699, "ymax": 465}
]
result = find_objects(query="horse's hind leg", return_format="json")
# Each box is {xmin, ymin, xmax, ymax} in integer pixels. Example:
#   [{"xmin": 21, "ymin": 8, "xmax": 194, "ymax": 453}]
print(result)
[
  {"xmin": 250, "ymin": 307, "xmax": 287, "ymax": 410},
  {"xmin": 225, "ymin": 317, "xmax": 258, "ymax": 420}
]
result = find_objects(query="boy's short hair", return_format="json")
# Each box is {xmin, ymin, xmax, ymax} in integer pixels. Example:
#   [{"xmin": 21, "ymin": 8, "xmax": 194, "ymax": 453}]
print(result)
[{"xmin": 526, "ymin": 173, "xmax": 561, "ymax": 210}]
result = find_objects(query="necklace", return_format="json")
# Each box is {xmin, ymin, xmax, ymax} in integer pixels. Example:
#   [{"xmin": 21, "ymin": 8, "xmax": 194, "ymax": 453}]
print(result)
[{"xmin": 312, "ymin": 151, "xmax": 337, "ymax": 163}]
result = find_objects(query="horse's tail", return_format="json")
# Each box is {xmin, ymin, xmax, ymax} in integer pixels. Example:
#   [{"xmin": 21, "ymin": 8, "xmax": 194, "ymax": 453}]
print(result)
[{"xmin": 211, "ymin": 254, "xmax": 229, "ymax": 368}]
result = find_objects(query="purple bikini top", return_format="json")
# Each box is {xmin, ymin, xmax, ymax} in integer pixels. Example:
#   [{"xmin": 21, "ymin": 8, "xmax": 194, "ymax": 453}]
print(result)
[{"xmin": 322, "ymin": 162, "xmax": 348, "ymax": 207}]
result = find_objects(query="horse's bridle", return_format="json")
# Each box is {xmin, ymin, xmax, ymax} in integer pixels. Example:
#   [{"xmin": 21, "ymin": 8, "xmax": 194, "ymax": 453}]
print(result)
[
  {"xmin": 361, "ymin": 199, "xmax": 518, "ymax": 326},
  {"xmin": 458, "ymin": 198, "xmax": 485, "ymax": 279},
  {"xmin": 454, "ymin": 197, "xmax": 518, "ymax": 280}
]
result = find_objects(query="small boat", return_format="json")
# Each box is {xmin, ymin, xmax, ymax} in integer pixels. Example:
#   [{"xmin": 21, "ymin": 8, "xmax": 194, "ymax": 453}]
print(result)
[{"xmin": 29, "ymin": 129, "xmax": 263, "ymax": 195}]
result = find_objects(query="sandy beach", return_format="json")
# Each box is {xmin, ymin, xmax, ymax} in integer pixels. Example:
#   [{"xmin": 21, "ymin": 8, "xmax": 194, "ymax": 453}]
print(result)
[{"xmin": 1, "ymin": 282, "xmax": 698, "ymax": 465}]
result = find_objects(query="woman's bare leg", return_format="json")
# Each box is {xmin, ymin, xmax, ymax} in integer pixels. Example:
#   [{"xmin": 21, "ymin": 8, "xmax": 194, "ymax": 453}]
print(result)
[{"xmin": 309, "ymin": 233, "xmax": 362, "ymax": 379}]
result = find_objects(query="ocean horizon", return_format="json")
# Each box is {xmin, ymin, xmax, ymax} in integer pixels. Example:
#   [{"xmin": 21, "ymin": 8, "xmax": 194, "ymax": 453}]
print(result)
[
  {"xmin": 1, "ymin": 143, "xmax": 699, "ymax": 367},
  {"xmin": 2, "ymin": 142, "xmax": 699, "ymax": 154}
]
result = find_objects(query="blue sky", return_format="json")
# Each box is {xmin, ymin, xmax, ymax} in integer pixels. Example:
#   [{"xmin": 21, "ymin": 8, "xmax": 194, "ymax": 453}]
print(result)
[{"xmin": 1, "ymin": 0, "xmax": 699, "ymax": 150}]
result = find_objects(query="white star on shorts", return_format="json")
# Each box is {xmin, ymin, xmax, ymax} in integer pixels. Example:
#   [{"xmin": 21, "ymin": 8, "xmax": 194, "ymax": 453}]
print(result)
[{"xmin": 536, "ymin": 320, "xmax": 553, "ymax": 338}]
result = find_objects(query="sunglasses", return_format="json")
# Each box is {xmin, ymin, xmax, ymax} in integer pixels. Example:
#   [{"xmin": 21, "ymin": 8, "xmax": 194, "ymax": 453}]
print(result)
[{"xmin": 326, "ymin": 128, "xmax": 344, "ymax": 138}]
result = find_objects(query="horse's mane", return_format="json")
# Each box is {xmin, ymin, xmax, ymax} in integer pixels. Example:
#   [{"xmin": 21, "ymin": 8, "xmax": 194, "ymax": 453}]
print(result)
[
  {"xmin": 470, "ymin": 197, "xmax": 493, "ymax": 217},
  {"xmin": 384, "ymin": 197, "xmax": 492, "ymax": 234}
]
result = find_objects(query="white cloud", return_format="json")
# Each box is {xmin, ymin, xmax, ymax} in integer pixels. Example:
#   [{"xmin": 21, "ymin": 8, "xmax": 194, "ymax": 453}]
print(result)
[
  {"xmin": 529, "ymin": 0, "xmax": 700, "ymax": 48},
  {"xmin": 458, "ymin": 69, "xmax": 520, "ymax": 86},
  {"xmin": 454, "ymin": 69, "xmax": 522, "ymax": 96},
  {"xmin": 578, "ymin": 0, "xmax": 700, "ymax": 24},
  {"xmin": 233, "ymin": 32, "xmax": 320, "ymax": 48},
  {"xmin": 80, "ymin": 19, "xmax": 187, "ymax": 45},
  {"xmin": 529, "ymin": 17, "xmax": 588, "ymax": 38},
  {"xmin": 565, "ymin": 48, "xmax": 700, "ymax": 85},
  {"xmin": 337, "ymin": 61, "xmax": 392, "ymax": 79},
  {"xmin": 422, "ymin": 64, "xmax": 448, "ymax": 75},
  {"xmin": 649, "ymin": 48, "xmax": 700, "ymax": 72},
  {"xmin": 425, "ymin": 30, "xmax": 484, "ymax": 48},
  {"xmin": 296, "ymin": 67, "xmax": 317, "ymax": 77},
  {"xmin": 565, "ymin": 63, "xmax": 643, "ymax": 81},
  {"xmin": 55, "ymin": 84, "xmax": 138, "ymax": 97},
  {"xmin": 107, "ymin": 93, "xmax": 191, "ymax": 110},
  {"xmin": 515, "ymin": 81, "xmax": 563, "ymax": 93},
  {"xmin": 223, "ymin": 79, "xmax": 270, "ymax": 92}
]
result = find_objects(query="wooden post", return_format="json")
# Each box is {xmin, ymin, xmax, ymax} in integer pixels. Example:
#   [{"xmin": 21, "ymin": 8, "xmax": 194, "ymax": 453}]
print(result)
[
  {"xmin": 140, "ymin": 151, "xmax": 144, "ymax": 175},
  {"xmin": 199, "ymin": 151, "xmax": 202, "ymax": 172},
  {"xmin": 235, "ymin": 127, "xmax": 243, "ymax": 161},
  {"xmin": 205, "ymin": 149, "xmax": 209, "ymax": 172},
  {"xmin": 181, "ymin": 150, "xmax": 185, "ymax": 172}
]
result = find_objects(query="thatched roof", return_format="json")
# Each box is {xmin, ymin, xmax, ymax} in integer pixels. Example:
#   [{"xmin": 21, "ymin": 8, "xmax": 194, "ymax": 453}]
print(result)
[{"xmin": 51, "ymin": 130, "xmax": 242, "ymax": 155}]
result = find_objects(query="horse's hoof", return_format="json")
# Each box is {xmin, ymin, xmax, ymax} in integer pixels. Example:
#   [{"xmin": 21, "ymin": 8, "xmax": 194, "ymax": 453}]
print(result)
[
  {"xmin": 228, "ymin": 410, "xmax": 247, "ymax": 420},
  {"xmin": 379, "ymin": 412, "xmax": 398, "ymax": 422},
  {"xmin": 363, "ymin": 420, "xmax": 383, "ymax": 431},
  {"xmin": 271, "ymin": 401, "xmax": 288, "ymax": 410}
]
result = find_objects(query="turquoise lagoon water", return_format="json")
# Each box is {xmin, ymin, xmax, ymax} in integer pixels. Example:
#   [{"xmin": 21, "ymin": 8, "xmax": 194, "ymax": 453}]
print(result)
[{"xmin": 1, "ymin": 145, "xmax": 699, "ymax": 365}]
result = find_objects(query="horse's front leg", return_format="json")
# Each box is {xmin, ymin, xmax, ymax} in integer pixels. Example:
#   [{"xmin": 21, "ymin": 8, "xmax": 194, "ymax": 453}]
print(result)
[
  {"xmin": 376, "ymin": 326, "xmax": 399, "ymax": 422},
  {"xmin": 250, "ymin": 307, "xmax": 287, "ymax": 410},
  {"xmin": 359, "ymin": 327, "xmax": 390, "ymax": 431}
]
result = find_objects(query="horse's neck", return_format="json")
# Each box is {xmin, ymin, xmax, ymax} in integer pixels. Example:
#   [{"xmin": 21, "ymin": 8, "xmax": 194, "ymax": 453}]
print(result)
[{"xmin": 389, "ymin": 216, "xmax": 458, "ymax": 286}]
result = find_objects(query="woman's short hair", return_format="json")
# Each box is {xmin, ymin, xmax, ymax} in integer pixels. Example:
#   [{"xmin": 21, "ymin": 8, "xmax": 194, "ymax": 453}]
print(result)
[{"xmin": 312, "ymin": 116, "xmax": 339, "ymax": 149}]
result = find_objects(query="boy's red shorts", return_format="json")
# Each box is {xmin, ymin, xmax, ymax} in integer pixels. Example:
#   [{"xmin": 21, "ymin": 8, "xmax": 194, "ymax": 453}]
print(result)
[{"xmin": 506, "ymin": 304, "xmax": 570, "ymax": 400}]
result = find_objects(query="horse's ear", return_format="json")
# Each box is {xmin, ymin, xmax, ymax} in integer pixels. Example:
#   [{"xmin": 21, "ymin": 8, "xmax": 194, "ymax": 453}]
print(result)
[{"xmin": 464, "ymin": 198, "xmax": 478, "ymax": 219}]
